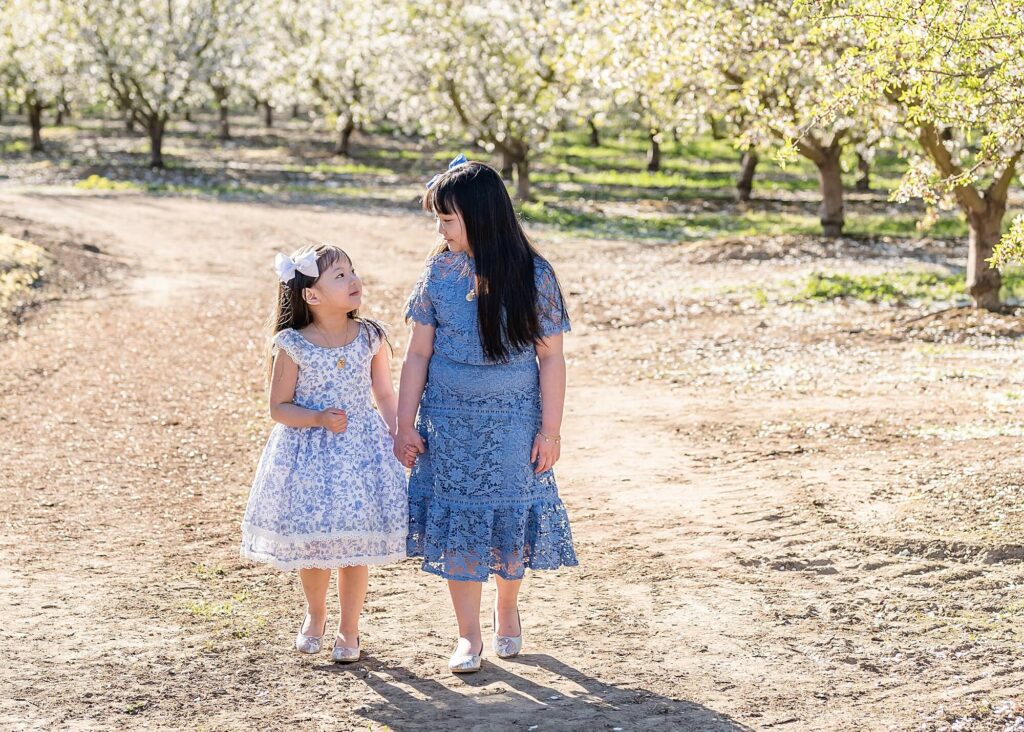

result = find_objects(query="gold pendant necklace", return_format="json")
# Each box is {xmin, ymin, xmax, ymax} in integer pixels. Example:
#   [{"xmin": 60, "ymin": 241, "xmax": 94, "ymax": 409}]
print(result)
[{"xmin": 313, "ymin": 320, "xmax": 350, "ymax": 369}]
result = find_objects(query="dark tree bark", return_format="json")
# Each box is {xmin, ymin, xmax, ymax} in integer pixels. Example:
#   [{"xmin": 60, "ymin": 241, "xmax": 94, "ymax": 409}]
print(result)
[
  {"xmin": 213, "ymin": 85, "xmax": 230, "ymax": 141},
  {"xmin": 292, "ymin": 103, "xmax": 300, "ymax": 119},
  {"xmin": 814, "ymin": 148, "xmax": 845, "ymax": 237},
  {"xmin": 500, "ymin": 150, "xmax": 514, "ymax": 181},
  {"xmin": 966, "ymin": 202, "xmax": 1006, "ymax": 310},
  {"xmin": 736, "ymin": 150, "xmax": 759, "ymax": 202},
  {"xmin": 515, "ymin": 155, "xmax": 532, "ymax": 201},
  {"xmin": 855, "ymin": 152, "xmax": 871, "ymax": 191},
  {"xmin": 588, "ymin": 118, "xmax": 600, "ymax": 147},
  {"xmin": 333, "ymin": 116, "xmax": 355, "ymax": 156},
  {"xmin": 646, "ymin": 130, "xmax": 661, "ymax": 172},
  {"xmin": 147, "ymin": 116, "xmax": 167, "ymax": 168},
  {"xmin": 28, "ymin": 100, "xmax": 44, "ymax": 152},
  {"xmin": 262, "ymin": 101, "xmax": 273, "ymax": 128}
]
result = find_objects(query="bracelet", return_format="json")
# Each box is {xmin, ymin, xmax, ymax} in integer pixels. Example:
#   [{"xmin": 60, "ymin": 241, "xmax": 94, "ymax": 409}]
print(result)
[{"xmin": 538, "ymin": 432, "xmax": 561, "ymax": 444}]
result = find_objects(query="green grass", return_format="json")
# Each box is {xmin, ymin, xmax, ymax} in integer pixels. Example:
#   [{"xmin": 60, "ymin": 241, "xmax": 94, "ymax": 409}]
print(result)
[
  {"xmin": 74, "ymin": 174, "xmax": 141, "ymax": 191},
  {"xmin": 517, "ymin": 199, "xmax": 969, "ymax": 241},
  {"xmin": 794, "ymin": 268, "xmax": 1024, "ymax": 304},
  {"xmin": 0, "ymin": 139, "xmax": 30, "ymax": 154},
  {"xmin": 282, "ymin": 161, "xmax": 395, "ymax": 176}
]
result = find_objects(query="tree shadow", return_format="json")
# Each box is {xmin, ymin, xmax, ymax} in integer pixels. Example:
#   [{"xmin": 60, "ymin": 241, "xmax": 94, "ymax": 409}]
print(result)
[{"xmin": 314, "ymin": 652, "xmax": 751, "ymax": 731}]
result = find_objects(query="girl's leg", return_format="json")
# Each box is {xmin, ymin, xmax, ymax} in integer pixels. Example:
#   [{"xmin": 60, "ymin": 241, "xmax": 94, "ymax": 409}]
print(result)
[
  {"xmin": 447, "ymin": 579, "xmax": 484, "ymax": 651},
  {"xmin": 493, "ymin": 576, "xmax": 523, "ymax": 637},
  {"xmin": 298, "ymin": 568, "xmax": 331, "ymax": 635},
  {"xmin": 336, "ymin": 565, "xmax": 368, "ymax": 646}
]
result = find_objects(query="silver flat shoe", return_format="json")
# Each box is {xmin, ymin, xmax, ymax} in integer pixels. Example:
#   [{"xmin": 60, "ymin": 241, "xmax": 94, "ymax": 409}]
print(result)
[
  {"xmin": 448, "ymin": 638, "xmax": 484, "ymax": 674},
  {"xmin": 295, "ymin": 615, "xmax": 328, "ymax": 655},
  {"xmin": 331, "ymin": 635, "xmax": 361, "ymax": 664},
  {"xmin": 493, "ymin": 606, "xmax": 523, "ymax": 659}
]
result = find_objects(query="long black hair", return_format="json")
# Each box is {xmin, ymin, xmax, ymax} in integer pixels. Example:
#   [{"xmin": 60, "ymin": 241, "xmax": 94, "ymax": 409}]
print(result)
[
  {"xmin": 267, "ymin": 243, "xmax": 389, "ymax": 379},
  {"xmin": 422, "ymin": 161, "xmax": 568, "ymax": 362}
]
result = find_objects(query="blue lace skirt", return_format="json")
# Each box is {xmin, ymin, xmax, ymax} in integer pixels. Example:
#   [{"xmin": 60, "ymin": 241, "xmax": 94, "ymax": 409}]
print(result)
[{"xmin": 406, "ymin": 354, "xmax": 578, "ymax": 581}]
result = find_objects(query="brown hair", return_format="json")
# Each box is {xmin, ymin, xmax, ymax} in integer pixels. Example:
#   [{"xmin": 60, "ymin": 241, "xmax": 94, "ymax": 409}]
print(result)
[{"xmin": 266, "ymin": 243, "xmax": 389, "ymax": 380}]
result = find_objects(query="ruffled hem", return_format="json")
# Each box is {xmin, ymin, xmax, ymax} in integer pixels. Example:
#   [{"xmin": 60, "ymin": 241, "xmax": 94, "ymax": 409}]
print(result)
[
  {"xmin": 406, "ymin": 490, "xmax": 578, "ymax": 582},
  {"xmin": 240, "ymin": 524, "xmax": 408, "ymax": 571},
  {"xmin": 239, "ymin": 547, "xmax": 409, "ymax": 571},
  {"xmin": 241, "ymin": 522, "xmax": 406, "ymax": 547}
]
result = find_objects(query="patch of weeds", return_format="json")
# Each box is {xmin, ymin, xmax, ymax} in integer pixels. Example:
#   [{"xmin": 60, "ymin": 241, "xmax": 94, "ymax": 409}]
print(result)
[
  {"xmin": 186, "ymin": 589, "xmax": 266, "ymax": 640},
  {"xmin": 796, "ymin": 271, "xmax": 965, "ymax": 304},
  {"xmin": 123, "ymin": 700, "xmax": 150, "ymax": 715},
  {"xmin": 795, "ymin": 268, "xmax": 1024, "ymax": 305},
  {"xmin": 1, "ymin": 139, "xmax": 30, "ymax": 154},
  {"xmin": 74, "ymin": 174, "xmax": 141, "ymax": 192},
  {"xmin": 191, "ymin": 562, "xmax": 227, "ymax": 580},
  {"xmin": 0, "ymin": 234, "xmax": 50, "ymax": 313}
]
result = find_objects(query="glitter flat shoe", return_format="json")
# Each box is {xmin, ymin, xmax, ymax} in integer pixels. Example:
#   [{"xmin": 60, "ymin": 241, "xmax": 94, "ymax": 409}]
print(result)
[
  {"xmin": 493, "ymin": 606, "xmax": 523, "ymax": 659},
  {"xmin": 331, "ymin": 635, "xmax": 361, "ymax": 663},
  {"xmin": 294, "ymin": 615, "xmax": 328, "ymax": 654},
  {"xmin": 448, "ymin": 638, "xmax": 484, "ymax": 674}
]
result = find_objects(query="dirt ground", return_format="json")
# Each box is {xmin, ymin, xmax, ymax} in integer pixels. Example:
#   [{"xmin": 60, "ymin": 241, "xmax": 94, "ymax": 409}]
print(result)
[{"xmin": 0, "ymin": 189, "xmax": 1022, "ymax": 732}]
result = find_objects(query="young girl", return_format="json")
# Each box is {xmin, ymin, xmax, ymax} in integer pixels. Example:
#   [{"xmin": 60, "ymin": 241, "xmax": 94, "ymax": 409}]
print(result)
[
  {"xmin": 240, "ymin": 243, "xmax": 407, "ymax": 663},
  {"xmin": 395, "ymin": 158, "xmax": 577, "ymax": 673}
]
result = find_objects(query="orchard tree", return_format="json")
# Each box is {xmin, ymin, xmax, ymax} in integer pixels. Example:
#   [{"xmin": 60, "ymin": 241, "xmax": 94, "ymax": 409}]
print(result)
[
  {"xmin": 399, "ymin": 0, "xmax": 579, "ymax": 201},
  {"xmin": 814, "ymin": 0, "xmax": 1024, "ymax": 308},
  {"xmin": 580, "ymin": 0, "xmax": 702, "ymax": 175},
  {"xmin": 260, "ymin": 0, "xmax": 400, "ymax": 157},
  {"xmin": 70, "ymin": 0, "xmax": 251, "ymax": 168},
  {"xmin": 0, "ymin": 0, "xmax": 77, "ymax": 152},
  {"xmin": 690, "ymin": 0, "xmax": 882, "ymax": 236}
]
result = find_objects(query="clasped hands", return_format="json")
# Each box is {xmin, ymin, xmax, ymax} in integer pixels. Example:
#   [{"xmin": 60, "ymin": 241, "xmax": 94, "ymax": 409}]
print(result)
[{"xmin": 393, "ymin": 425, "xmax": 560, "ymax": 474}]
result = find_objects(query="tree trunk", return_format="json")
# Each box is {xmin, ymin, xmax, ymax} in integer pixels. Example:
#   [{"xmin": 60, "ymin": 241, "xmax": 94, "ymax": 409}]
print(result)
[
  {"xmin": 856, "ymin": 152, "xmax": 871, "ymax": 191},
  {"xmin": 515, "ymin": 154, "xmax": 532, "ymax": 201},
  {"xmin": 708, "ymin": 115, "xmax": 725, "ymax": 140},
  {"xmin": 28, "ymin": 100, "xmax": 44, "ymax": 152},
  {"xmin": 184, "ymin": 109, "xmax": 192, "ymax": 123},
  {"xmin": 500, "ymin": 150, "xmax": 514, "ymax": 181},
  {"xmin": 815, "ymin": 148, "xmax": 845, "ymax": 237},
  {"xmin": 262, "ymin": 101, "xmax": 273, "ymax": 128},
  {"xmin": 148, "ymin": 117, "xmax": 166, "ymax": 168},
  {"xmin": 125, "ymin": 110, "xmax": 135, "ymax": 132},
  {"xmin": 965, "ymin": 201, "xmax": 1005, "ymax": 310},
  {"xmin": 646, "ymin": 130, "xmax": 660, "ymax": 172},
  {"xmin": 736, "ymin": 150, "xmax": 758, "ymax": 202},
  {"xmin": 333, "ymin": 116, "xmax": 355, "ymax": 156},
  {"xmin": 55, "ymin": 107, "xmax": 63, "ymax": 126},
  {"xmin": 214, "ymin": 86, "xmax": 230, "ymax": 141},
  {"xmin": 291, "ymin": 103, "xmax": 300, "ymax": 119},
  {"xmin": 588, "ymin": 118, "xmax": 600, "ymax": 147}
]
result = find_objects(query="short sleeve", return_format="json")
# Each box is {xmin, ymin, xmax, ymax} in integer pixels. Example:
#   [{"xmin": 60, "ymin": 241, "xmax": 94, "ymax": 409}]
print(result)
[
  {"xmin": 404, "ymin": 261, "xmax": 438, "ymax": 327},
  {"xmin": 272, "ymin": 329, "xmax": 305, "ymax": 365},
  {"xmin": 535, "ymin": 260, "xmax": 571, "ymax": 338}
]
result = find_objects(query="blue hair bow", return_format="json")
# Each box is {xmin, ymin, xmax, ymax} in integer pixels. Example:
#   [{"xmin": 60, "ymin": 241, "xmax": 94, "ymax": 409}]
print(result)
[{"xmin": 426, "ymin": 153, "xmax": 469, "ymax": 189}]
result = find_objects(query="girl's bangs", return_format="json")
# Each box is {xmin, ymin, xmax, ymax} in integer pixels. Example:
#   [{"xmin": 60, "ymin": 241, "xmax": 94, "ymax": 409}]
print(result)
[{"xmin": 423, "ymin": 176, "xmax": 458, "ymax": 216}]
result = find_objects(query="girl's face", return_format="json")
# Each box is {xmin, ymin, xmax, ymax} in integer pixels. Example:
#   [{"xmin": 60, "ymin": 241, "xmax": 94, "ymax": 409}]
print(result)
[
  {"xmin": 435, "ymin": 208, "xmax": 470, "ymax": 254},
  {"xmin": 305, "ymin": 256, "xmax": 362, "ymax": 313}
]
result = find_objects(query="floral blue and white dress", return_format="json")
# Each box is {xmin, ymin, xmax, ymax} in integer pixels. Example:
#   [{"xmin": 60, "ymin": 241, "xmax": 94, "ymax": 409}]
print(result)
[
  {"xmin": 240, "ymin": 323, "xmax": 408, "ymax": 570},
  {"xmin": 404, "ymin": 250, "xmax": 578, "ymax": 582}
]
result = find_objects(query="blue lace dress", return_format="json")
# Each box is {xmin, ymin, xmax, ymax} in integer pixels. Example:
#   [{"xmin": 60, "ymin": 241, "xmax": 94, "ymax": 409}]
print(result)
[
  {"xmin": 404, "ymin": 251, "xmax": 578, "ymax": 581},
  {"xmin": 240, "ymin": 323, "xmax": 408, "ymax": 570}
]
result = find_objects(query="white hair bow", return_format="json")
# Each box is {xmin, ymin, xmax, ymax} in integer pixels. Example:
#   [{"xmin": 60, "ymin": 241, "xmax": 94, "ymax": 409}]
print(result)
[{"xmin": 274, "ymin": 250, "xmax": 319, "ymax": 283}]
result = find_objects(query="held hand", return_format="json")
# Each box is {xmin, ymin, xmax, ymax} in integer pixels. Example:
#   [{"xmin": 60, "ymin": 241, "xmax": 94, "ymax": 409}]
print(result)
[
  {"xmin": 394, "ymin": 426, "xmax": 425, "ymax": 468},
  {"xmin": 531, "ymin": 433, "xmax": 561, "ymax": 474},
  {"xmin": 319, "ymin": 408, "xmax": 348, "ymax": 433}
]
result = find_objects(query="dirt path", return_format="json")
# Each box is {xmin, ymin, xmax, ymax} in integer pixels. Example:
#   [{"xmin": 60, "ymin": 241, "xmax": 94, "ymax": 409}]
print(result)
[{"xmin": 1, "ymin": 190, "xmax": 1021, "ymax": 731}]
